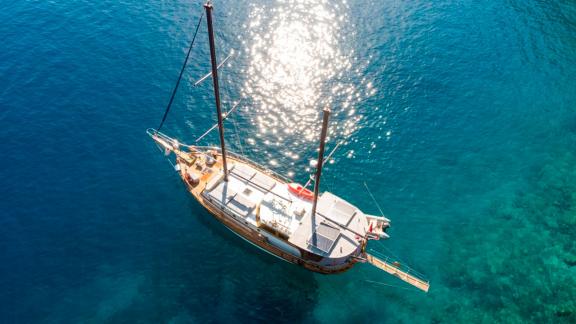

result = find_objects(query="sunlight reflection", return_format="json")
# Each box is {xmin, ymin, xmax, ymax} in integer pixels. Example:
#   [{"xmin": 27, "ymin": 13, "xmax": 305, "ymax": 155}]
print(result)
[{"xmin": 239, "ymin": 0, "xmax": 370, "ymax": 164}]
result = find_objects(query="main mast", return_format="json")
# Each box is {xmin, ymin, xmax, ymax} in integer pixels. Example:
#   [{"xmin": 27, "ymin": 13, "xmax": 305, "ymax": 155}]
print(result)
[
  {"xmin": 204, "ymin": 1, "xmax": 229, "ymax": 181},
  {"xmin": 311, "ymin": 108, "xmax": 330, "ymax": 246}
]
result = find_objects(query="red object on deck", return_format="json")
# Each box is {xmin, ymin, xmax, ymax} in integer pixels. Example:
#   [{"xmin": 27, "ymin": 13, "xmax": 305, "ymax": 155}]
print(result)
[{"xmin": 287, "ymin": 183, "xmax": 314, "ymax": 201}]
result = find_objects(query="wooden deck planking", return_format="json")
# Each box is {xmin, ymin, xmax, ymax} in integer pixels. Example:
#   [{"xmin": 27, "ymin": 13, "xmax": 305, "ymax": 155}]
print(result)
[{"xmin": 366, "ymin": 253, "xmax": 430, "ymax": 292}]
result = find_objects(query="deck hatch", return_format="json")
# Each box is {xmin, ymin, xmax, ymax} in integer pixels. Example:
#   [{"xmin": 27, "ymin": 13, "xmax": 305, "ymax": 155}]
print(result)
[
  {"xmin": 309, "ymin": 222, "xmax": 340, "ymax": 254},
  {"xmin": 230, "ymin": 163, "xmax": 256, "ymax": 181},
  {"xmin": 318, "ymin": 194, "xmax": 357, "ymax": 226},
  {"xmin": 206, "ymin": 182, "xmax": 236, "ymax": 205},
  {"xmin": 226, "ymin": 193, "xmax": 255, "ymax": 217},
  {"xmin": 250, "ymin": 172, "xmax": 276, "ymax": 191}
]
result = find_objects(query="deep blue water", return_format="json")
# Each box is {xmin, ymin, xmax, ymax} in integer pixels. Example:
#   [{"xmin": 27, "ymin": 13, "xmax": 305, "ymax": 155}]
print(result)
[{"xmin": 1, "ymin": 0, "xmax": 575, "ymax": 322}]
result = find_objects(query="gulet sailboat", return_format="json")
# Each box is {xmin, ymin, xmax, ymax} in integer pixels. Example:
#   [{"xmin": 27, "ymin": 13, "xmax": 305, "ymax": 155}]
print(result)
[{"xmin": 148, "ymin": 2, "xmax": 429, "ymax": 293}]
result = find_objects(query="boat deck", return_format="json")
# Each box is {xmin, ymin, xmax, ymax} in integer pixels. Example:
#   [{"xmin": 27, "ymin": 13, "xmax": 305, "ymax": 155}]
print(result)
[{"xmin": 183, "ymin": 153, "xmax": 368, "ymax": 259}]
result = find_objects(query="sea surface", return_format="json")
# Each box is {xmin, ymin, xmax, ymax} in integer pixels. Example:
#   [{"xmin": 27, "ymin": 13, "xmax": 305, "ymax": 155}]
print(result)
[{"xmin": 1, "ymin": 0, "xmax": 575, "ymax": 323}]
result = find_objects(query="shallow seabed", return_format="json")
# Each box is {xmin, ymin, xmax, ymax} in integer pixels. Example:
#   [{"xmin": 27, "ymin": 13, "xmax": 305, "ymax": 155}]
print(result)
[{"xmin": 1, "ymin": 0, "xmax": 575, "ymax": 323}]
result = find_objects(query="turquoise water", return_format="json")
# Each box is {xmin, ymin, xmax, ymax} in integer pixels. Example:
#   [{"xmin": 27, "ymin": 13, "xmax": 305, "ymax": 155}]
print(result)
[{"xmin": 1, "ymin": 0, "xmax": 575, "ymax": 322}]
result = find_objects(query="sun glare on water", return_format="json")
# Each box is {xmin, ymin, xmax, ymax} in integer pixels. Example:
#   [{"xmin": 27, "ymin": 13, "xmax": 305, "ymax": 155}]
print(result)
[{"xmin": 237, "ymin": 0, "xmax": 371, "ymax": 166}]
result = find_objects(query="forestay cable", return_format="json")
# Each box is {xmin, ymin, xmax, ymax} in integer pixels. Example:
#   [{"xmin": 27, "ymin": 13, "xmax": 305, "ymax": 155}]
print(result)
[{"xmin": 157, "ymin": 11, "xmax": 204, "ymax": 131}]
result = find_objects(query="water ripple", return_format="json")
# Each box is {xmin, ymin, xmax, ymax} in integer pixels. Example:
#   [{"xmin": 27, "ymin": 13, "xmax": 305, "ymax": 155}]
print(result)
[{"xmin": 234, "ymin": 0, "xmax": 372, "ymax": 168}]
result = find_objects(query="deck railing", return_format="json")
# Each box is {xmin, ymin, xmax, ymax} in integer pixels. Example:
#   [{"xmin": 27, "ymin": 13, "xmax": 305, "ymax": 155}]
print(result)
[{"xmin": 367, "ymin": 248, "xmax": 429, "ymax": 286}]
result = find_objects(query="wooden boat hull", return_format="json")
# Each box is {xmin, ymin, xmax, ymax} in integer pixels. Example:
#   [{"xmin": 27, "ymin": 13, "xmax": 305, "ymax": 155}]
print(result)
[
  {"xmin": 189, "ymin": 177, "xmax": 358, "ymax": 275},
  {"xmin": 170, "ymin": 145, "xmax": 360, "ymax": 274}
]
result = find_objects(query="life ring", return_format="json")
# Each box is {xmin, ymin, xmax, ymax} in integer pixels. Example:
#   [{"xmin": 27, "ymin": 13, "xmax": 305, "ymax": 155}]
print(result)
[{"xmin": 287, "ymin": 183, "xmax": 314, "ymax": 200}]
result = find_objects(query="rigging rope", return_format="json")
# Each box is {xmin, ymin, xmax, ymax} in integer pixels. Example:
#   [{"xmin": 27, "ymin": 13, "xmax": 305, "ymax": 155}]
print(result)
[
  {"xmin": 230, "ymin": 108, "xmax": 245, "ymax": 157},
  {"xmin": 358, "ymin": 266, "xmax": 420, "ymax": 293},
  {"xmin": 157, "ymin": 11, "xmax": 205, "ymax": 131},
  {"xmin": 369, "ymin": 244, "xmax": 428, "ymax": 280},
  {"xmin": 364, "ymin": 182, "xmax": 385, "ymax": 217},
  {"xmin": 363, "ymin": 279, "xmax": 421, "ymax": 292}
]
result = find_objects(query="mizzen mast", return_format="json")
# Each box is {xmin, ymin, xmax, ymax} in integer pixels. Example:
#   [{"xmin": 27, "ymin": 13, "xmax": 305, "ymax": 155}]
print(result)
[
  {"xmin": 204, "ymin": 1, "xmax": 229, "ymax": 181},
  {"xmin": 311, "ymin": 108, "xmax": 331, "ymax": 246}
]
